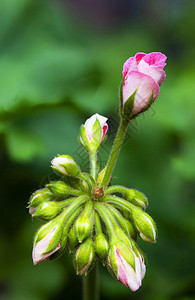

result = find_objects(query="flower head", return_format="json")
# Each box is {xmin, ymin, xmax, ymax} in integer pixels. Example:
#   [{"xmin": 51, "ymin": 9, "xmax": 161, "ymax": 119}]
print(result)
[
  {"xmin": 80, "ymin": 113, "xmax": 108, "ymax": 152},
  {"xmin": 122, "ymin": 52, "xmax": 167, "ymax": 117}
]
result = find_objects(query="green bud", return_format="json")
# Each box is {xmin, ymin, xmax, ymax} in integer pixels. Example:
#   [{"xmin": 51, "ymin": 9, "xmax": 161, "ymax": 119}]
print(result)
[
  {"xmin": 74, "ymin": 215, "xmax": 92, "ymax": 243},
  {"xmin": 28, "ymin": 188, "xmax": 53, "ymax": 208},
  {"xmin": 46, "ymin": 181, "xmax": 70, "ymax": 197},
  {"xmin": 51, "ymin": 155, "xmax": 80, "ymax": 177},
  {"xmin": 130, "ymin": 206, "xmax": 157, "ymax": 243},
  {"xmin": 75, "ymin": 238, "xmax": 95, "ymax": 275},
  {"xmin": 68, "ymin": 226, "xmax": 78, "ymax": 252},
  {"xmin": 94, "ymin": 233, "xmax": 109, "ymax": 261},
  {"xmin": 74, "ymin": 202, "xmax": 93, "ymax": 243},
  {"xmin": 124, "ymin": 219, "xmax": 137, "ymax": 240},
  {"xmin": 32, "ymin": 201, "xmax": 60, "ymax": 220},
  {"xmin": 125, "ymin": 189, "xmax": 148, "ymax": 210}
]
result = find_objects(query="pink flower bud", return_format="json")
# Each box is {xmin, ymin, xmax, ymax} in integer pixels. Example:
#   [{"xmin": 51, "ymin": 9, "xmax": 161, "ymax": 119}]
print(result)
[
  {"xmin": 84, "ymin": 113, "xmax": 108, "ymax": 143},
  {"xmin": 108, "ymin": 244, "xmax": 146, "ymax": 291},
  {"xmin": 32, "ymin": 225, "xmax": 60, "ymax": 265},
  {"xmin": 122, "ymin": 52, "xmax": 167, "ymax": 116}
]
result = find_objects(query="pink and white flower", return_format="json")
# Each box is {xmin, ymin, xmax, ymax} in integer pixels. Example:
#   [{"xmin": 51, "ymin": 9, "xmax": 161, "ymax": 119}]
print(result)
[
  {"xmin": 32, "ymin": 225, "xmax": 60, "ymax": 265},
  {"xmin": 84, "ymin": 113, "xmax": 108, "ymax": 143},
  {"xmin": 122, "ymin": 52, "xmax": 167, "ymax": 115},
  {"xmin": 108, "ymin": 245, "xmax": 146, "ymax": 291}
]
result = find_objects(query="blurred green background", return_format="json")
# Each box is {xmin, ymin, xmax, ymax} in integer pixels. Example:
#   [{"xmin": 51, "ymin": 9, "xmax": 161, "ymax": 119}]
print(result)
[{"xmin": 0, "ymin": 0, "xmax": 194, "ymax": 299}]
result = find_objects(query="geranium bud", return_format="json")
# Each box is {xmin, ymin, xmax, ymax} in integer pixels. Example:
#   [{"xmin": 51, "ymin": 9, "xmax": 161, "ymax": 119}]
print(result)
[
  {"xmin": 51, "ymin": 155, "xmax": 80, "ymax": 177},
  {"xmin": 94, "ymin": 233, "xmax": 109, "ymax": 261},
  {"xmin": 75, "ymin": 238, "xmax": 95, "ymax": 275},
  {"xmin": 68, "ymin": 226, "xmax": 78, "ymax": 252},
  {"xmin": 32, "ymin": 220, "xmax": 63, "ymax": 265},
  {"xmin": 122, "ymin": 52, "xmax": 167, "ymax": 118},
  {"xmin": 124, "ymin": 189, "xmax": 148, "ymax": 210},
  {"xmin": 80, "ymin": 113, "xmax": 108, "ymax": 152},
  {"xmin": 74, "ymin": 215, "xmax": 92, "ymax": 243},
  {"xmin": 32, "ymin": 201, "xmax": 60, "ymax": 220},
  {"xmin": 108, "ymin": 240, "xmax": 143, "ymax": 291},
  {"xmin": 130, "ymin": 206, "xmax": 157, "ymax": 243},
  {"xmin": 46, "ymin": 181, "xmax": 70, "ymax": 197},
  {"xmin": 28, "ymin": 188, "xmax": 53, "ymax": 209}
]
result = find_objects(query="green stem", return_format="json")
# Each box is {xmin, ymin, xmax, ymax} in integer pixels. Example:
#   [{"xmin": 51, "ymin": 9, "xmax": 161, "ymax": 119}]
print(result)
[
  {"xmin": 83, "ymin": 262, "xmax": 99, "ymax": 300},
  {"xmin": 90, "ymin": 152, "xmax": 97, "ymax": 180},
  {"xmin": 94, "ymin": 212, "xmax": 102, "ymax": 234},
  {"xmin": 101, "ymin": 118, "xmax": 130, "ymax": 189},
  {"xmin": 58, "ymin": 197, "xmax": 78, "ymax": 208},
  {"xmin": 102, "ymin": 195, "xmax": 133, "ymax": 212},
  {"xmin": 94, "ymin": 202, "xmax": 115, "ymax": 238},
  {"xmin": 105, "ymin": 185, "xmax": 128, "ymax": 196},
  {"xmin": 79, "ymin": 173, "xmax": 93, "ymax": 191}
]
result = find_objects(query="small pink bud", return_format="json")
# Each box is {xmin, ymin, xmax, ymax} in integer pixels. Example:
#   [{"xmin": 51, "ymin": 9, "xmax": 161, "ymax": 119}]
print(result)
[
  {"xmin": 32, "ymin": 225, "xmax": 60, "ymax": 265},
  {"xmin": 122, "ymin": 52, "xmax": 167, "ymax": 116},
  {"xmin": 84, "ymin": 113, "xmax": 108, "ymax": 143}
]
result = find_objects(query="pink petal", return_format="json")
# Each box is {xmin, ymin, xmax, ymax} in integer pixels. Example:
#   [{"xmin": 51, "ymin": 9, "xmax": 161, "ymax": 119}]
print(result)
[
  {"xmin": 123, "ymin": 71, "xmax": 159, "ymax": 115},
  {"xmin": 101, "ymin": 124, "xmax": 108, "ymax": 141},
  {"xmin": 142, "ymin": 52, "xmax": 167, "ymax": 68},
  {"xmin": 138, "ymin": 59, "xmax": 166, "ymax": 86}
]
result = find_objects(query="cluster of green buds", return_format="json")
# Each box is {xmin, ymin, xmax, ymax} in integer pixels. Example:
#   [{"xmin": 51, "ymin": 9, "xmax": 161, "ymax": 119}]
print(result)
[{"xmin": 28, "ymin": 113, "xmax": 157, "ymax": 292}]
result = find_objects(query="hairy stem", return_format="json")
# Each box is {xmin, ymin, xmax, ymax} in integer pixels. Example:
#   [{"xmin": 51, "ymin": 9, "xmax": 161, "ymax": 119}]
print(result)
[
  {"xmin": 101, "ymin": 118, "xmax": 130, "ymax": 189},
  {"xmin": 83, "ymin": 262, "xmax": 99, "ymax": 300}
]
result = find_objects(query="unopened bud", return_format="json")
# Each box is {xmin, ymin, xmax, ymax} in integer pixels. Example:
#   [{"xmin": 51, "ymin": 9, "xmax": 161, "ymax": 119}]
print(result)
[
  {"xmin": 74, "ymin": 215, "xmax": 92, "ymax": 243},
  {"xmin": 74, "ymin": 238, "xmax": 94, "ymax": 275},
  {"xmin": 46, "ymin": 181, "xmax": 70, "ymax": 197},
  {"xmin": 51, "ymin": 155, "xmax": 80, "ymax": 177},
  {"xmin": 74, "ymin": 202, "xmax": 93, "ymax": 243},
  {"xmin": 130, "ymin": 206, "xmax": 157, "ymax": 243},
  {"xmin": 94, "ymin": 233, "xmax": 109, "ymax": 261},
  {"xmin": 28, "ymin": 188, "xmax": 53, "ymax": 208},
  {"xmin": 32, "ymin": 201, "xmax": 60, "ymax": 220},
  {"xmin": 68, "ymin": 226, "xmax": 79, "ymax": 252},
  {"xmin": 80, "ymin": 114, "xmax": 108, "ymax": 153},
  {"xmin": 33, "ymin": 218, "xmax": 63, "ymax": 265},
  {"xmin": 125, "ymin": 189, "xmax": 148, "ymax": 210},
  {"xmin": 108, "ymin": 240, "xmax": 143, "ymax": 291}
]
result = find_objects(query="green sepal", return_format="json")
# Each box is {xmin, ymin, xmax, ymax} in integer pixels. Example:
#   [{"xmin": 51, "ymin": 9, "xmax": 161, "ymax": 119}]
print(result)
[
  {"xmin": 79, "ymin": 125, "xmax": 90, "ymax": 149},
  {"xmin": 32, "ymin": 201, "xmax": 60, "ymax": 220},
  {"xmin": 122, "ymin": 90, "xmax": 137, "ymax": 120},
  {"xmin": 91, "ymin": 118, "xmax": 102, "ymax": 151}
]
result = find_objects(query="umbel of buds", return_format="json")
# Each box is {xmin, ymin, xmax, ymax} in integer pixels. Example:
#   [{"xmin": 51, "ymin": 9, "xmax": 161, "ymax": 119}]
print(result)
[{"xmin": 28, "ymin": 51, "xmax": 166, "ymax": 293}]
